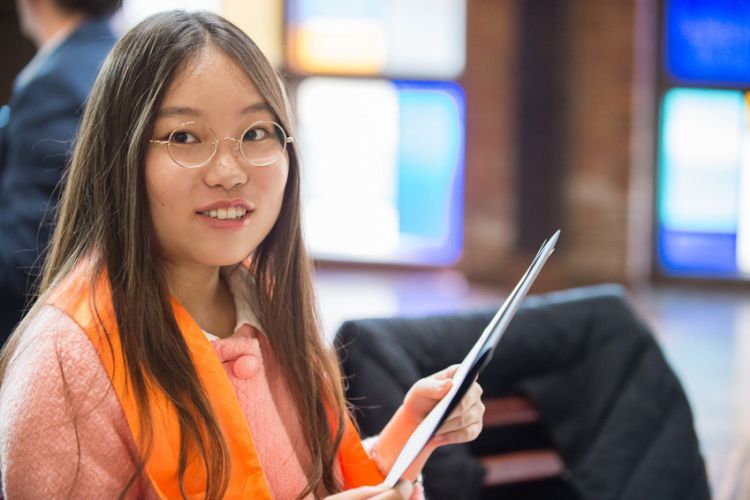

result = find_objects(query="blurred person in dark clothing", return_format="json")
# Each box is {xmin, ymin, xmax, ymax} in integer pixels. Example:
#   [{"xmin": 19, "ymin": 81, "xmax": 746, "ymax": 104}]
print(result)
[{"xmin": 0, "ymin": 0, "xmax": 118, "ymax": 346}]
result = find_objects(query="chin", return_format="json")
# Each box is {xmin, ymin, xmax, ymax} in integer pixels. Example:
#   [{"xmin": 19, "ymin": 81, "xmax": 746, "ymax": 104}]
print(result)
[
  {"xmin": 199, "ymin": 246, "xmax": 257, "ymax": 268},
  {"xmin": 208, "ymin": 254, "xmax": 252, "ymax": 268}
]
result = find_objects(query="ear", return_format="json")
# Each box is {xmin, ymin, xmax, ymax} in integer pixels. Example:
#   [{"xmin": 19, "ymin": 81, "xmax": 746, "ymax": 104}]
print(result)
[{"xmin": 15, "ymin": 0, "xmax": 42, "ymax": 45}]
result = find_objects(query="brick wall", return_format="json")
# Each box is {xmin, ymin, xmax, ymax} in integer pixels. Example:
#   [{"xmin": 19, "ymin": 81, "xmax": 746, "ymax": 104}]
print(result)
[
  {"xmin": 459, "ymin": 0, "xmax": 521, "ymax": 284},
  {"xmin": 459, "ymin": 0, "xmax": 658, "ymax": 289}
]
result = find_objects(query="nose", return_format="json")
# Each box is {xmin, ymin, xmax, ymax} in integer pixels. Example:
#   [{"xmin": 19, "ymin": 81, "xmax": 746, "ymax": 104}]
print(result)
[{"xmin": 203, "ymin": 137, "xmax": 247, "ymax": 190}]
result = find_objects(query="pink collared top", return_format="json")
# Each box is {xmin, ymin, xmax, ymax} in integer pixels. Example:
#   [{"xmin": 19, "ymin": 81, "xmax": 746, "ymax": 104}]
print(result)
[
  {"xmin": 0, "ymin": 265, "xmax": 422, "ymax": 499},
  {"xmin": 0, "ymin": 266, "xmax": 311, "ymax": 498},
  {"xmin": 204, "ymin": 266, "xmax": 313, "ymax": 498}
]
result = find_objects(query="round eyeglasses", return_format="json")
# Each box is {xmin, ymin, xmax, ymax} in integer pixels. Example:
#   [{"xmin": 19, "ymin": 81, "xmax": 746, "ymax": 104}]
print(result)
[{"xmin": 149, "ymin": 120, "xmax": 294, "ymax": 168}]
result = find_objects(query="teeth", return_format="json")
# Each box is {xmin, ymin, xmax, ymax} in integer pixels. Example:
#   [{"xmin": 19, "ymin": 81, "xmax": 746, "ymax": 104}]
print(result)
[{"xmin": 201, "ymin": 208, "xmax": 247, "ymax": 220}]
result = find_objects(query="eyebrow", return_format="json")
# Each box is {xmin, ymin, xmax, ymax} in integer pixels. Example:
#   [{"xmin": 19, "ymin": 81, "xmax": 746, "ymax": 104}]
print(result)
[
  {"xmin": 155, "ymin": 106, "xmax": 202, "ymax": 119},
  {"xmin": 240, "ymin": 102, "xmax": 272, "ymax": 115},
  {"xmin": 155, "ymin": 102, "xmax": 272, "ymax": 119}
]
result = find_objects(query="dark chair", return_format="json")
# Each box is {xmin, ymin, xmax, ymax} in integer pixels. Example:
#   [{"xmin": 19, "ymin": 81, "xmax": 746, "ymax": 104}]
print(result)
[{"xmin": 335, "ymin": 285, "xmax": 710, "ymax": 500}]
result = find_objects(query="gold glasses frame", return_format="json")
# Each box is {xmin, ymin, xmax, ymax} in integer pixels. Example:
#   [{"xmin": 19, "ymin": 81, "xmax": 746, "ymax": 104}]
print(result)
[{"xmin": 149, "ymin": 120, "xmax": 294, "ymax": 169}]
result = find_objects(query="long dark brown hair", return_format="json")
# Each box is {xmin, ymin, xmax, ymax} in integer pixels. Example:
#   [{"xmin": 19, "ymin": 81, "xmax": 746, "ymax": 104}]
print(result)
[{"xmin": 0, "ymin": 10, "xmax": 346, "ymax": 499}]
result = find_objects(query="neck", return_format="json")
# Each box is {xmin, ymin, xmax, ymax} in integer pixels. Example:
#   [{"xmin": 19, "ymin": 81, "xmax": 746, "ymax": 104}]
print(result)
[
  {"xmin": 162, "ymin": 261, "xmax": 236, "ymax": 338},
  {"xmin": 163, "ymin": 262, "xmax": 223, "ymax": 314}
]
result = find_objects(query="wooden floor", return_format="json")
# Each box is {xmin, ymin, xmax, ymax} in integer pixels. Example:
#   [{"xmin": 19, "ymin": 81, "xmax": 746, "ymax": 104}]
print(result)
[
  {"xmin": 632, "ymin": 285, "xmax": 750, "ymax": 500},
  {"xmin": 315, "ymin": 268, "xmax": 750, "ymax": 499}
]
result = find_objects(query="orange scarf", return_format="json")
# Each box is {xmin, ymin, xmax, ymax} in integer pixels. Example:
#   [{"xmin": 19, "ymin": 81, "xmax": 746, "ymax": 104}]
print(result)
[{"xmin": 49, "ymin": 268, "xmax": 384, "ymax": 498}]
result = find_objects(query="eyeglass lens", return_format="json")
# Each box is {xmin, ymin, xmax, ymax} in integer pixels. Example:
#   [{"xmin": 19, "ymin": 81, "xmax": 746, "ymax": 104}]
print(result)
[{"xmin": 167, "ymin": 121, "xmax": 288, "ymax": 168}]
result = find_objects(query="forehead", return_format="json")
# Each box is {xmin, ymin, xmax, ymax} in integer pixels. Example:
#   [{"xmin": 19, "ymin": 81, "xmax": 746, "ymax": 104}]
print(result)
[{"xmin": 159, "ymin": 47, "xmax": 266, "ymax": 115}]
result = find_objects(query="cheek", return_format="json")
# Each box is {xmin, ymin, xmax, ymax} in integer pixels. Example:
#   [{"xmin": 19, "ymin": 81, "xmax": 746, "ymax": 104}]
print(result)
[
  {"xmin": 274, "ymin": 158, "xmax": 290, "ymax": 200},
  {"xmin": 254, "ymin": 157, "xmax": 288, "ymax": 202},
  {"xmin": 148, "ymin": 189, "xmax": 170, "ymax": 229},
  {"xmin": 268, "ymin": 162, "xmax": 289, "ymax": 218},
  {"xmin": 144, "ymin": 157, "xmax": 185, "ymax": 238},
  {"xmin": 251, "ymin": 163, "xmax": 289, "ymax": 241},
  {"xmin": 145, "ymin": 167, "xmax": 168, "ymax": 220},
  {"xmin": 275, "ymin": 165, "xmax": 289, "ymax": 206}
]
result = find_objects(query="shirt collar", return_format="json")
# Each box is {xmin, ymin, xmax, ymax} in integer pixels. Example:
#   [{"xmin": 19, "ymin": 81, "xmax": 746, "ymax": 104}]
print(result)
[{"xmin": 221, "ymin": 264, "xmax": 264, "ymax": 335}]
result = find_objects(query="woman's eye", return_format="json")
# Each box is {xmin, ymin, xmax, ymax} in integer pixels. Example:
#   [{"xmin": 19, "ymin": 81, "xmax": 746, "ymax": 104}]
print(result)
[
  {"xmin": 243, "ymin": 127, "xmax": 270, "ymax": 142},
  {"xmin": 171, "ymin": 131, "xmax": 199, "ymax": 144}
]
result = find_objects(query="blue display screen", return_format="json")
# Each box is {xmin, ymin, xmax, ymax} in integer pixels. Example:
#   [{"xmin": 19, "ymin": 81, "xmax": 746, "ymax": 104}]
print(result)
[
  {"xmin": 665, "ymin": 0, "xmax": 750, "ymax": 85},
  {"xmin": 657, "ymin": 88, "xmax": 750, "ymax": 277},
  {"xmin": 297, "ymin": 78, "xmax": 465, "ymax": 265}
]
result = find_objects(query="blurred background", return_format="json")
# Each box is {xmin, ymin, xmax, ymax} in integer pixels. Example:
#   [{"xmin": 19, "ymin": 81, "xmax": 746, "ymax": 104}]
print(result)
[{"xmin": 2, "ymin": 0, "xmax": 749, "ymax": 495}]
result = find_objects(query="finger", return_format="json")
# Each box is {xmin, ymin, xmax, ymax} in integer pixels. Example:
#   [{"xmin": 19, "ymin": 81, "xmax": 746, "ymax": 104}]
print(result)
[
  {"xmin": 436, "ymin": 400, "xmax": 485, "ymax": 435},
  {"xmin": 433, "ymin": 364, "xmax": 459, "ymax": 380},
  {"xmin": 461, "ymin": 381, "xmax": 483, "ymax": 403},
  {"xmin": 409, "ymin": 376, "xmax": 452, "ymax": 401},
  {"xmin": 394, "ymin": 478, "xmax": 414, "ymax": 499},
  {"xmin": 326, "ymin": 484, "xmax": 390, "ymax": 499},
  {"xmin": 411, "ymin": 365, "xmax": 464, "ymax": 400},
  {"xmin": 433, "ymin": 421, "xmax": 483, "ymax": 446},
  {"xmin": 443, "ymin": 382, "xmax": 483, "ymax": 420},
  {"xmin": 371, "ymin": 479, "xmax": 414, "ymax": 499}
]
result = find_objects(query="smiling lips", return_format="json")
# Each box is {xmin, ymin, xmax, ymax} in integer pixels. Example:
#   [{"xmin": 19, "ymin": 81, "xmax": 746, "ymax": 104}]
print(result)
[
  {"xmin": 201, "ymin": 207, "xmax": 247, "ymax": 220},
  {"xmin": 196, "ymin": 200, "xmax": 254, "ymax": 224}
]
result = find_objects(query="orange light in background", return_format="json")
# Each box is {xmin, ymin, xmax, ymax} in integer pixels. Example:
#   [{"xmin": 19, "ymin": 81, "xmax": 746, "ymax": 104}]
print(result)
[
  {"xmin": 223, "ymin": 0, "xmax": 283, "ymax": 68},
  {"xmin": 287, "ymin": 19, "xmax": 387, "ymax": 75},
  {"xmin": 285, "ymin": 0, "xmax": 466, "ymax": 79}
]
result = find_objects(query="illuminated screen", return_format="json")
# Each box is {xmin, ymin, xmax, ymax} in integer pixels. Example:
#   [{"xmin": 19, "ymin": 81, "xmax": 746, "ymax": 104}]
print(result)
[
  {"xmin": 286, "ymin": 0, "xmax": 466, "ymax": 78},
  {"xmin": 665, "ymin": 0, "xmax": 750, "ymax": 86},
  {"xmin": 657, "ymin": 88, "xmax": 750, "ymax": 277},
  {"xmin": 296, "ymin": 78, "xmax": 465, "ymax": 265}
]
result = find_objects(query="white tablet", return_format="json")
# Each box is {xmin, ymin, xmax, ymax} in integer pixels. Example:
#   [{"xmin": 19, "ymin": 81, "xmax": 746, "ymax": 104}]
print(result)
[{"xmin": 384, "ymin": 230, "xmax": 560, "ymax": 487}]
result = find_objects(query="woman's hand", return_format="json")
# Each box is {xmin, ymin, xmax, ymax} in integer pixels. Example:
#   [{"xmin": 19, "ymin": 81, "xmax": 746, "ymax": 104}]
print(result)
[
  {"xmin": 325, "ymin": 480, "xmax": 413, "ymax": 499},
  {"xmin": 368, "ymin": 365, "xmax": 485, "ymax": 483},
  {"xmin": 402, "ymin": 365, "xmax": 484, "ymax": 447}
]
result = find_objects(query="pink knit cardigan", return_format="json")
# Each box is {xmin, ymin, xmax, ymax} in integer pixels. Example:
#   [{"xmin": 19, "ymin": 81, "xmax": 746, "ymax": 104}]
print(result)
[{"xmin": 0, "ymin": 268, "xmax": 423, "ymax": 498}]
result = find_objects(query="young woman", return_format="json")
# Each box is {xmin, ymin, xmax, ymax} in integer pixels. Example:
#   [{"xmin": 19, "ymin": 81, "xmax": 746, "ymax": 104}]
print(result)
[{"xmin": 0, "ymin": 11, "xmax": 484, "ymax": 499}]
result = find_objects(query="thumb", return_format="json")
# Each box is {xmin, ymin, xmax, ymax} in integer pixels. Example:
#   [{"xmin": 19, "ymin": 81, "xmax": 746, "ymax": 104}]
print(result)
[
  {"xmin": 411, "ymin": 376, "xmax": 452, "ymax": 400},
  {"xmin": 434, "ymin": 364, "xmax": 459, "ymax": 380},
  {"xmin": 392, "ymin": 479, "xmax": 414, "ymax": 499}
]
